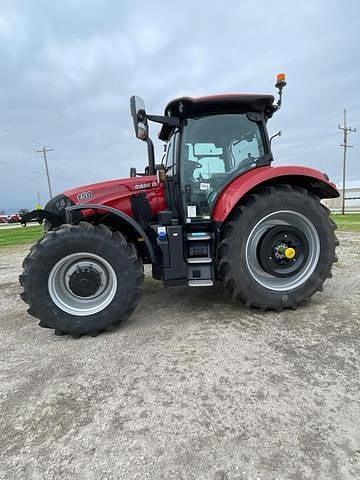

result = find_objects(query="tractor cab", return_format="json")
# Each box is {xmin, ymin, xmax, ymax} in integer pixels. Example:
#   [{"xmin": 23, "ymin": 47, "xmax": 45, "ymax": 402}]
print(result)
[
  {"xmin": 130, "ymin": 78, "xmax": 285, "ymax": 225},
  {"xmin": 162, "ymin": 101, "xmax": 272, "ymax": 222},
  {"xmin": 130, "ymin": 74, "xmax": 286, "ymax": 224},
  {"xmin": 129, "ymin": 77, "xmax": 287, "ymax": 286}
]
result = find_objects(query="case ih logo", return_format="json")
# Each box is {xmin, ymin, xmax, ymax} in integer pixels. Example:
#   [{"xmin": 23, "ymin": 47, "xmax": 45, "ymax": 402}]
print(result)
[
  {"xmin": 134, "ymin": 181, "xmax": 157, "ymax": 190},
  {"xmin": 76, "ymin": 191, "xmax": 93, "ymax": 202}
]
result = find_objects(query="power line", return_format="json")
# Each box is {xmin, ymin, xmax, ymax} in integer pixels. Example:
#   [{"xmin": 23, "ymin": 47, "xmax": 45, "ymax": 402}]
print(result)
[
  {"xmin": 36, "ymin": 146, "xmax": 54, "ymax": 199},
  {"xmin": 338, "ymin": 109, "xmax": 356, "ymax": 215}
]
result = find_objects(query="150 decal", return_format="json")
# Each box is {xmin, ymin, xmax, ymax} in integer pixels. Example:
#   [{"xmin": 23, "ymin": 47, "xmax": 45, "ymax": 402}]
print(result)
[{"xmin": 76, "ymin": 191, "xmax": 93, "ymax": 202}]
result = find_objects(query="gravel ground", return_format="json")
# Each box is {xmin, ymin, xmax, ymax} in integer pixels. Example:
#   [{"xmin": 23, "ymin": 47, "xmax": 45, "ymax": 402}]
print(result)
[{"xmin": 0, "ymin": 232, "xmax": 359, "ymax": 480}]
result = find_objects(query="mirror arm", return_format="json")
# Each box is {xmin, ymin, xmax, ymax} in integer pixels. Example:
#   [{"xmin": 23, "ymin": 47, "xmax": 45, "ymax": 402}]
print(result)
[
  {"xmin": 146, "ymin": 138, "xmax": 156, "ymax": 175},
  {"xmin": 147, "ymin": 114, "xmax": 180, "ymax": 127}
]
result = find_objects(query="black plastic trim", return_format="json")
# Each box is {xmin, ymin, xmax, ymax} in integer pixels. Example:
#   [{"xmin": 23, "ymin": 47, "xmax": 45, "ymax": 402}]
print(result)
[
  {"xmin": 20, "ymin": 209, "xmax": 62, "ymax": 227},
  {"xmin": 130, "ymin": 193, "xmax": 152, "ymax": 229}
]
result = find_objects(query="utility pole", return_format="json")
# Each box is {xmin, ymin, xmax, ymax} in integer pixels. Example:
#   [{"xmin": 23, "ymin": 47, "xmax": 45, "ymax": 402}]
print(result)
[
  {"xmin": 338, "ymin": 109, "xmax": 356, "ymax": 215},
  {"xmin": 37, "ymin": 146, "xmax": 54, "ymax": 199}
]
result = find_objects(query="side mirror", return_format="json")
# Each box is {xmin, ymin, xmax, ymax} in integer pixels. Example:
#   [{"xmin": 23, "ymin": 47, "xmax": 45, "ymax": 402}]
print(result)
[{"xmin": 130, "ymin": 96, "xmax": 148, "ymax": 141}]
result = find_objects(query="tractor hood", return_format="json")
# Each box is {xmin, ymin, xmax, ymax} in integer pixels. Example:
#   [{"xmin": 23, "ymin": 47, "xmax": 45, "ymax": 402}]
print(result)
[
  {"xmin": 17, "ymin": 173, "xmax": 165, "ymax": 230},
  {"xmin": 63, "ymin": 176, "xmax": 159, "ymax": 206},
  {"xmin": 39, "ymin": 174, "xmax": 164, "ymax": 226}
]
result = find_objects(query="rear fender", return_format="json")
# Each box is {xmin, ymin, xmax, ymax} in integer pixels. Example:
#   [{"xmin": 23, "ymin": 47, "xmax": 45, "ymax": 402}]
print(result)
[
  {"xmin": 212, "ymin": 165, "xmax": 339, "ymax": 222},
  {"xmin": 65, "ymin": 204, "xmax": 155, "ymax": 263}
]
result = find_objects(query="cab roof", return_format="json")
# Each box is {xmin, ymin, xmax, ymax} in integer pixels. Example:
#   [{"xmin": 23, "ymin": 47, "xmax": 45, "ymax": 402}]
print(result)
[
  {"xmin": 159, "ymin": 94, "xmax": 275, "ymax": 141},
  {"xmin": 165, "ymin": 94, "xmax": 274, "ymax": 116}
]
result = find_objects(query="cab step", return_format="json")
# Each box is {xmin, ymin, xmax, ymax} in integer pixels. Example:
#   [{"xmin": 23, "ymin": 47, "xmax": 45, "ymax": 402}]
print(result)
[
  {"xmin": 188, "ymin": 279, "xmax": 214, "ymax": 287},
  {"xmin": 187, "ymin": 257, "xmax": 212, "ymax": 264},
  {"xmin": 187, "ymin": 233, "xmax": 211, "ymax": 241}
]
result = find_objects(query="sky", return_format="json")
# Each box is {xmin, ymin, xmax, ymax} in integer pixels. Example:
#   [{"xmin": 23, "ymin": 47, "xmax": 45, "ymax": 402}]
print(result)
[{"xmin": 0, "ymin": 0, "xmax": 359, "ymax": 212}]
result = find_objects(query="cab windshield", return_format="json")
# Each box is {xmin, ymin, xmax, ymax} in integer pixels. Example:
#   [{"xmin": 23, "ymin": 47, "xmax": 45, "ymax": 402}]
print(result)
[{"xmin": 180, "ymin": 114, "xmax": 266, "ymax": 221}]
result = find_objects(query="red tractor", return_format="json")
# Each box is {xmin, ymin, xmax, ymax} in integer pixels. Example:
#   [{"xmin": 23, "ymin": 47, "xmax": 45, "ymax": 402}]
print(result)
[{"xmin": 20, "ymin": 74, "xmax": 339, "ymax": 337}]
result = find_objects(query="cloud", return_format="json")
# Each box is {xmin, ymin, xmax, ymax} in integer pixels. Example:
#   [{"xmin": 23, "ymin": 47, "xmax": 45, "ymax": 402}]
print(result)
[{"xmin": 0, "ymin": 0, "xmax": 359, "ymax": 211}]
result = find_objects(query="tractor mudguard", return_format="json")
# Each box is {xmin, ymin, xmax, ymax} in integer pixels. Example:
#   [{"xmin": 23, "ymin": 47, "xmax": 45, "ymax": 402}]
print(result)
[
  {"xmin": 65, "ymin": 203, "xmax": 156, "ymax": 263},
  {"xmin": 212, "ymin": 165, "xmax": 339, "ymax": 222},
  {"xmin": 20, "ymin": 209, "xmax": 63, "ymax": 227}
]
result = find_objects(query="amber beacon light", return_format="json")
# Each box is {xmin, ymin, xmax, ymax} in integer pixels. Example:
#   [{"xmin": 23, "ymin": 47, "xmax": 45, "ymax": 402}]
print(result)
[{"xmin": 276, "ymin": 73, "xmax": 286, "ymax": 87}]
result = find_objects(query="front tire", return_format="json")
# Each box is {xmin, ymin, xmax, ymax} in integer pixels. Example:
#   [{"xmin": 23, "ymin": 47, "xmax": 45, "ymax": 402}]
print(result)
[
  {"xmin": 218, "ymin": 185, "xmax": 338, "ymax": 311},
  {"xmin": 19, "ymin": 222, "xmax": 144, "ymax": 336}
]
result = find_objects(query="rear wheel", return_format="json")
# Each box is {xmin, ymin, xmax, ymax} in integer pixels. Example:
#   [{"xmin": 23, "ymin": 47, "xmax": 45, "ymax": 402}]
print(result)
[
  {"xmin": 19, "ymin": 222, "xmax": 143, "ymax": 336},
  {"xmin": 218, "ymin": 185, "xmax": 338, "ymax": 310}
]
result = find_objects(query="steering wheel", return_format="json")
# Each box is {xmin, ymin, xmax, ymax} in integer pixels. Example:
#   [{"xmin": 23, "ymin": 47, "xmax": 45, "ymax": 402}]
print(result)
[
  {"xmin": 184, "ymin": 160, "xmax": 203, "ymax": 182},
  {"xmin": 237, "ymin": 155, "xmax": 256, "ymax": 174},
  {"xmin": 185, "ymin": 160, "xmax": 202, "ymax": 169}
]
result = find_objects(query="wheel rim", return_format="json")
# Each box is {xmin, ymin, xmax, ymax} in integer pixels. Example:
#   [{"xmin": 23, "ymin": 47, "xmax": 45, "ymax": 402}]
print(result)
[
  {"xmin": 48, "ymin": 252, "xmax": 117, "ymax": 316},
  {"xmin": 245, "ymin": 210, "xmax": 320, "ymax": 292}
]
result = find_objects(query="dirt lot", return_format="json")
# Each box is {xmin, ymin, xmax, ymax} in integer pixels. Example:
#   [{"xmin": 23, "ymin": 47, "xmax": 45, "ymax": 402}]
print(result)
[{"xmin": 0, "ymin": 232, "xmax": 359, "ymax": 480}]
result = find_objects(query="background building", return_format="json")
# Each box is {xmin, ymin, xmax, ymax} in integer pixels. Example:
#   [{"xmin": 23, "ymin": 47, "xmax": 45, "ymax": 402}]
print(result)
[{"xmin": 323, "ymin": 181, "xmax": 360, "ymax": 211}]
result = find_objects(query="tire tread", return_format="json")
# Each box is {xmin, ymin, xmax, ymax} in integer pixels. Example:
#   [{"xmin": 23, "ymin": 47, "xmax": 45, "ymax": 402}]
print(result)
[
  {"xmin": 19, "ymin": 222, "xmax": 144, "ymax": 337},
  {"xmin": 218, "ymin": 185, "xmax": 338, "ymax": 311}
]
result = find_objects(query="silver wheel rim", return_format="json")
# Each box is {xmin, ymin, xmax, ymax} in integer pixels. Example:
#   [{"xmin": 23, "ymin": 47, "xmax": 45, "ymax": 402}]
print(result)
[
  {"xmin": 48, "ymin": 252, "xmax": 117, "ymax": 316},
  {"xmin": 245, "ymin": 210, "xmax": 320, "ymax": 292}
]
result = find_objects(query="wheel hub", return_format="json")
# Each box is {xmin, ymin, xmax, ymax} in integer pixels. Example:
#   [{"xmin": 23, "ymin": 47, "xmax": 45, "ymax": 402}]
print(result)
[
  {"xmin": 68, "ymin": 267, "xmax": 103, "ymax": 298},
  {"xmin": 246, "ymin": 210, "xmax": 320, "ymax": 291},
  {"xmin": 258, "ymin": 225, "xmax": 309, "ymax": 278},
  {"xmin": 274, "ymin": 244, "xmax": 296, "ymax": 260},
  {"xmin": 48, "ymin": 253, "xmax": 118, "ymax": 316},
  {"xmin": 284, "ymin": 247, "xmax": 296, "ymax": 259}
]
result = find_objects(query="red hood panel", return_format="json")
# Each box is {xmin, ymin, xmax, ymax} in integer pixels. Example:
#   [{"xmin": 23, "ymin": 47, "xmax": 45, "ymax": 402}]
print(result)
[
  {"xmin": 64, "ymin": 175, "xmax": 167, "ymax": 219},
  {"xmin": 64, "ymin": 176, "xmax": 157, "ymax": 204}
]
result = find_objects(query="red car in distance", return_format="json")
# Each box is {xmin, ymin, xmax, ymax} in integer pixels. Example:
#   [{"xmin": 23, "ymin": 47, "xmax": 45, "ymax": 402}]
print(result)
[{"xmin": 7, "ymin": 213, "xmax": 22, "ymax": 223}]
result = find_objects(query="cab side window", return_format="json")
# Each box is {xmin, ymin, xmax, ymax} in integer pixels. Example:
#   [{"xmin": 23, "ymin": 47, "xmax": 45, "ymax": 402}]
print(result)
[{"xmin": 230, "ymin": 134, "xmax": 264, "ymax": 170}]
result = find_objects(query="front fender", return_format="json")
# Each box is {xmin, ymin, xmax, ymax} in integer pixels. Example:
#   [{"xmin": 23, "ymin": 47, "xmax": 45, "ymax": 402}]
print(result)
[
  {"xmin": 65, "ymin": 203, "xmax": 156, "ymax": 263},
  {"xmin": 212, "ymin": 165, "xmax": 339, "ymax": 223}
]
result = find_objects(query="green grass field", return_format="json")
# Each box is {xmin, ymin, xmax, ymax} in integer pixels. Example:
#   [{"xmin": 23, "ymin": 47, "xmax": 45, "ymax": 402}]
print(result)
[
  {"xmin": 0, "ymin": 225, "xmax": 43, "ymax": 248},
  {"xmin": 331, "ymin": 213, "xmax": 360, "ymax": 232},
  {"xmin": 0, "ymin": 213, "xmax": 359, "ymax": 249}
]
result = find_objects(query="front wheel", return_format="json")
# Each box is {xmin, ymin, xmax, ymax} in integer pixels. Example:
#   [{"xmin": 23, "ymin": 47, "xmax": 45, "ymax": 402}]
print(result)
[
  {"xmin": 19, "ymin": 222, "xmax": 144, "ymax": 336},
  {"xmin": 218, "ymin": 185, "xmax": 338, "ymax": 311}
]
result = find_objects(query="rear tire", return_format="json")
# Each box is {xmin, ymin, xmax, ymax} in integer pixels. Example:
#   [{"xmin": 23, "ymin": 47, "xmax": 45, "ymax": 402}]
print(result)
[
  {"xmin": 19, "ymin": 222, "xmax": 143, "ymax": 336},
  {"xmin": 218, "ymin": 185, "xmax": 338, "ymax": 311}
]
